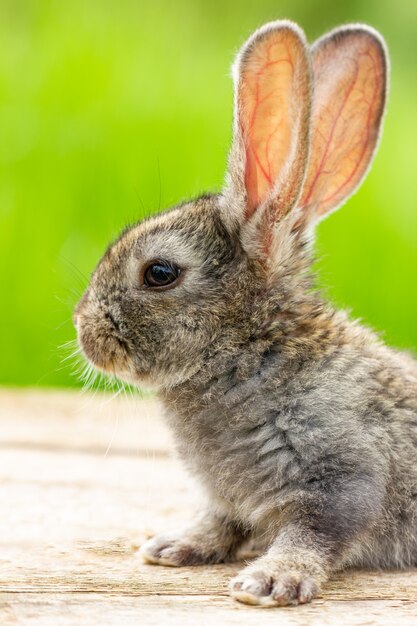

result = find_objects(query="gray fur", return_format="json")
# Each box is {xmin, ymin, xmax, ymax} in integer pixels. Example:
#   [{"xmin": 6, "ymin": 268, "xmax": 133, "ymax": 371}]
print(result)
[{"xmin": 74, "ymin": 20, "xmax": 417, "ymax": 607}]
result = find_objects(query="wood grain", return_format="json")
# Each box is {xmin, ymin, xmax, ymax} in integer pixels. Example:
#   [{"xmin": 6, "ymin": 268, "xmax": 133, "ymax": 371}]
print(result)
[{"xmin": 0, "ymin": 388, "xmax": 416, "ymax": 625}]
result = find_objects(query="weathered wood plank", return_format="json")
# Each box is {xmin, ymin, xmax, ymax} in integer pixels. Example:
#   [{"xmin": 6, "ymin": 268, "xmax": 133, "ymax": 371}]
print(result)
[
  {"xmin": 1, "ymin": 388, "xmax": 417, "ymax": 625},
  {"xmin": 0, "ymin": 388, "xmax": 172, "ymax": 454},
  {"xmin": 1, "ymin": 594, "xmax": 417, "ymax": 626}
]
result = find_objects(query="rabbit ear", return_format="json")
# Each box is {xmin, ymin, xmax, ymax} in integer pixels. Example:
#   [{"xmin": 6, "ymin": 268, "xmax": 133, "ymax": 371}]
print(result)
[
  {"xmin": 223, "ymin": 21, "xmax": 312, "ymax": 256},
  {"xmin": 298, "ymin": 25, "xmax": 388, "ymax": 222}
]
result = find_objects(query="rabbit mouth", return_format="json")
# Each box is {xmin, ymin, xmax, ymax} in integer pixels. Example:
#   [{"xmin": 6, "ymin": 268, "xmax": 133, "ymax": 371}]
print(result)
[{"xmin": 75, "ymin": 313, "xmax": 131, "ymax": 377}]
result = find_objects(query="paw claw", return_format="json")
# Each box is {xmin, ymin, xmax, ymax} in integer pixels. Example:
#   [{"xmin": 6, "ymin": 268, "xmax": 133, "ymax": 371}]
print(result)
[
  {"xmin": 139, "ymin": 533, "xmax": 210, "ymax": 567},
  {"xmin": 140, "ymin": 536, "xmax": 183, "ymax": 567},
  {"xmin": 230, "ymin": 573, "xmax": 275, "ymax": 607},
  {"xmin": 230, "ymin": 570, "xmax": 319, "ymax": 607}
]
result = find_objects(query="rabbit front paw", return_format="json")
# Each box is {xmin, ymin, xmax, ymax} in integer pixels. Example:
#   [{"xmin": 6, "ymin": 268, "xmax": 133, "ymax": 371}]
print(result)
[
  {"xmin": 230, "ymin": 567, "xmax": 319, "ymax": 607},
  {"xmin": 140, "ymin": 533, "xmax": 215, "ymax": 567}
]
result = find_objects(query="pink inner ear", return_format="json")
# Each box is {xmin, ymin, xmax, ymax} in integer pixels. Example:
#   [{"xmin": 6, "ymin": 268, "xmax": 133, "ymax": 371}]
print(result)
[
  {"xmin": 243, "ymin": 50, "xmax": 294, "ymax": 216},
  {"xmin": 237, "ymin": 27, "xmax": 311, "ymax": 221},
  {"xmin": 299, "ymin": 31, "xmax": 387, "ymax": 218}
]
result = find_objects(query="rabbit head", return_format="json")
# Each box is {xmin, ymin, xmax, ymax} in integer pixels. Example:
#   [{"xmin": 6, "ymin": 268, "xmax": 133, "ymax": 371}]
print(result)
[{"xmin": 74, "ymin": 21, "xmax": 388, "ymax": 390}]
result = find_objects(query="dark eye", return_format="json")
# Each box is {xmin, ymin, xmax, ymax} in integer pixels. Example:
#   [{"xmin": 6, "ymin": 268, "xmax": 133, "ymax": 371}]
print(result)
[{"xmin": 143, "ymin": 261, "xmax": 181, "ymax": 288}]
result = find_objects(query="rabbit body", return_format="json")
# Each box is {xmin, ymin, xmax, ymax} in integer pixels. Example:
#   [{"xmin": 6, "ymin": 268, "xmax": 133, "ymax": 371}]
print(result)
[
  {"xmin": 162, "ymin": 265, "xmax": 417, "ymax": 572},
  {"xmin": 75, "ymin": 21, "xmax": 417, "ymax": 606}
]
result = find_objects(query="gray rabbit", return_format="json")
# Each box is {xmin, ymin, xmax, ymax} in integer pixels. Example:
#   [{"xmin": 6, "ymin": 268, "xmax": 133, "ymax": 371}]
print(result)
[{"xmin": 74, "ymin": 20, "xmax": 417, "ymax": 607}]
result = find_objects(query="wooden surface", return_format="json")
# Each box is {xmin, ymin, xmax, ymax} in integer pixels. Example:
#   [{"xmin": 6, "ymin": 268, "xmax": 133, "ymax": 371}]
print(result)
[{"xmin": 1, "ymin": 388, "xmax": 417, "ymax": 625}]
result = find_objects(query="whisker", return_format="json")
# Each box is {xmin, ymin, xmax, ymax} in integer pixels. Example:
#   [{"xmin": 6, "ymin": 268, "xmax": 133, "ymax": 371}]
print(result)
[
  {"xmin": 60, "ymin": 256, "xmax": 90, "ymax": 288},
  {"xmin": 156, "ymin": 156, "xmax": 162, "ymax": 212}
]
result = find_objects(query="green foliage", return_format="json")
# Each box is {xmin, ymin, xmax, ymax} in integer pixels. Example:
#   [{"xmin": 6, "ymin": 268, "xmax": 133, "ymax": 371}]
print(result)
[{"xmin": 0, "ymin": 0, "xmax": 416, "ymax": 387}]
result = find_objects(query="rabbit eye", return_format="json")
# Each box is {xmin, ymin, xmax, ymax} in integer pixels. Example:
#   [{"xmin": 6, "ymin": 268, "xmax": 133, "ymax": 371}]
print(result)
[{"xmin": 143, "ymin": 261, "xmax": 181, "ymax": 288}]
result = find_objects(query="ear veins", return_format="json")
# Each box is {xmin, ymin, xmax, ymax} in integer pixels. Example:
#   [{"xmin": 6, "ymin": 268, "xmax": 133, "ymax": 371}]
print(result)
[
  {"xmin": 238, "ymin": 29, "xmax": 310, "ymax": 221},
  {"xmin": 243, "ymin": 46, "xmax": 295, "ymax": 217},
  {"xmin": 300, "ymin": 64, "xmax": 359, "ymax": 210},
  {"xmin": 298, "ymin": 32, "xmax": 386, "ymax": 219},
  {"xmin": 318, "ymin": 50, "xmax": 382, "ymax": 210},
  {"xmin": 224, "ymin": 22, "xmax": 312, "ymax": 261}
]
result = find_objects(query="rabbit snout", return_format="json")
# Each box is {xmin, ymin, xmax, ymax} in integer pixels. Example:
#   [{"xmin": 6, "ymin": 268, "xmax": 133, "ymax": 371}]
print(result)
[{"xmin": 75, "ymin": 294, "xmax": 130, "ymax": 374}]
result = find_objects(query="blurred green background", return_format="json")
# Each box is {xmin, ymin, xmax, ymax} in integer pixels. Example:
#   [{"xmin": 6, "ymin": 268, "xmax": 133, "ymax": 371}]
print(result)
[{"xmin": 0, "ymin": 0, "xmax": 416, "ymax": 388}]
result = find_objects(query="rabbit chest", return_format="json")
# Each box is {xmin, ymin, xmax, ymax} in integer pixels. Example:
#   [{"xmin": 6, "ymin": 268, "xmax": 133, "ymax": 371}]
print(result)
[{"xmin": 163, "ymin": 352, "xmax": 375, "ymax": 521}]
